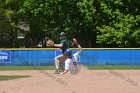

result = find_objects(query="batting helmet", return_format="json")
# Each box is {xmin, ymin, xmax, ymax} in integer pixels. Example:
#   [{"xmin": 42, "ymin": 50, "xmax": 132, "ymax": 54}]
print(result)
[{"xmin": 64, "ymin": 50, "xmax": 72, "ymax": 58}]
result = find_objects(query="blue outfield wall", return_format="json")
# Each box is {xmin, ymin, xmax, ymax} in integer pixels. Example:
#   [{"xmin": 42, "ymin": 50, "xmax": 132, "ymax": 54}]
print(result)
[{"xmin": 0, "ymin": 49, "xmax": 140, "ymax": 66}]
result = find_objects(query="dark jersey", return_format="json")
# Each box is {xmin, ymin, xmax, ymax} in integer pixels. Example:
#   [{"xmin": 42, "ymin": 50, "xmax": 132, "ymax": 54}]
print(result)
[
  {"xmin": 67, "ymin": 40, "xmax": 74, "ymax": 47},
  {"xmin": 60, "ymin": 40, "xmax": 69, "ymax": 53}
]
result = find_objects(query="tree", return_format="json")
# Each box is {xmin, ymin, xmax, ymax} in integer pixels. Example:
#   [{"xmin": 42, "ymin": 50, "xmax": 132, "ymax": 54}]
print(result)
[
  {"xmin": 96, "ymin": 0, "xmax": 140, "ymax": 47},
  {"xmin": 0, "ymin": 0, "xmax": 24, "ymax": 47},
  {"xmin": 20, "ymin": 0, "xmax": 97, "ymax": 47},
  {"xmin": 0, "ymin": 0, "xmax": 140, "ymax": 48}
]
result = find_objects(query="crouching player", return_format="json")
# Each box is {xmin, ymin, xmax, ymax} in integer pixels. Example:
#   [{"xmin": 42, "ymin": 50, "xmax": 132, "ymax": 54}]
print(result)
[{"xmin": 60, "ymin": 38, "xmax": 82, "ymax": 75}]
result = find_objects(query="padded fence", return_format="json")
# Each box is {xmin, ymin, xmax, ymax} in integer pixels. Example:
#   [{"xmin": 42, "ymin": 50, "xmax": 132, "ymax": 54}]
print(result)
[{"xmin": 0, "ymin": 49, "xmax": 140, "ymax": 66}]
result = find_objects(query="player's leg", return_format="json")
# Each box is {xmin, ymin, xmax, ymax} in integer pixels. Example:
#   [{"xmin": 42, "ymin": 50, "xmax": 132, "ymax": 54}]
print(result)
[
  {"xmin": 69, "ymin": 61, "xmax": 79, "ymax": 75},
  {"xmin": 54, "ymin": 55, "xmax": 62, "ymax": 70},
  {"xmin": 54, "ymin": 54, "xmax": 66, "ymax": 74},
  {"xmin": 54, "ymin": 54, "xmax": 62, "ymax": 74}
]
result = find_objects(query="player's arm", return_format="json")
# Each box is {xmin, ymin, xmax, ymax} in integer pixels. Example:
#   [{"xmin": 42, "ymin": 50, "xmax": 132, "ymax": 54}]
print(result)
[
  {"xmin": 67, "ymin": 40, "xmax": 74, "ymax": 47},
  {"xmin": 77, "ymin": 44, "xmax": 82, "ymax": 53},
  {"xmin": 53, "ymin": 44, "xmax": 63, "ymax": 48},
  {"xmin": 53, "ymin": 40, "xmax": 65, "ymax": 48},
  {"xmin": 60, "ymin": 69, "xmax": 69, "ymax": 75},
  {"xmin": 73, "ymin": 38, "xmax": 82, "ymax": 60},
  {"xmin": 73, "ymin": 38, "xmax": 82, "ymax": 53},
  {"xmin": 47, "ymin": 40, "xmax": 63, "ymax": 47},
  {"xmin": 60, "ymin": 61, "xmax": 69, "ymax": 75}
]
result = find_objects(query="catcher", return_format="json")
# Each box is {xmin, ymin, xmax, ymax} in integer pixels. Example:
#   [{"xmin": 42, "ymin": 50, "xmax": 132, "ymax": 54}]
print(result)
[{"xmin": 47, "ymin": 32, "xmax": 73, "ymax": 74}]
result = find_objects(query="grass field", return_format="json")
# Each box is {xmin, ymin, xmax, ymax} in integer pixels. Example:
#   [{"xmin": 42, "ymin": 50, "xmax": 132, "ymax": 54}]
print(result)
[
  {"xmin": 0, "ymin": 65, "xmax": 140, "ymax": 70},
  {"xmin": 0, "ymin": 66, "xmax": 55, "ymax": 70},
  {"xmin": 0, "ymin": 75, "xmax": 30, "ymax": 81}
]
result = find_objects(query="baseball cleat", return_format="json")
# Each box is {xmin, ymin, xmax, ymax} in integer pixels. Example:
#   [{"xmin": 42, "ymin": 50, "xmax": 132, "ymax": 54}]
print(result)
[{"xmin": 54, "ymin": 69, "xmax": 60, "ymax": 74}]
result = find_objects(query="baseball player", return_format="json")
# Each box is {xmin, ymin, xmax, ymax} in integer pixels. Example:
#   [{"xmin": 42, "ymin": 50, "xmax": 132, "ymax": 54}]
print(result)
[
  {"xmin": 53, "ymin": 32, "xmax": 73, "ymax": 74},
  {"xmin": 60, "ymin": 38, "xmax": 82, "ymax": 75}
]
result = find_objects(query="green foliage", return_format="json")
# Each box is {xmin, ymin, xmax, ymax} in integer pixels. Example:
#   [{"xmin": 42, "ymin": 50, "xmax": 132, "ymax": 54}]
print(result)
[
  {"xmin": 96, "ymin": 0, "xmax": 140, "ymax": 47},
  {"xmin": 0, "ymin": 0, "xmax": 24, "ymax": 47},
  {"xmin": 20, "ymin": 0, "xmax": 97, "ymax": 47},
  {"xmin": 0, "ymin": 0, "xmax": 140, "ymax": 47}
]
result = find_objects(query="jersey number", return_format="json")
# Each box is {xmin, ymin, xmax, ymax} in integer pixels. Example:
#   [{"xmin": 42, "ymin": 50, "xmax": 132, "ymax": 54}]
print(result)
[{"xmin": 73, "ymin": 62, "xmax": 77, "ymax": 67}]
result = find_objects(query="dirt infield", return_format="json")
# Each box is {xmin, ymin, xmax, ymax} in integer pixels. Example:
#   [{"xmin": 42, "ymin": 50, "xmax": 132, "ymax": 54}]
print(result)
[{"xmin": 0, "ymin": 69, "xmax": 140, "ymax": 93}]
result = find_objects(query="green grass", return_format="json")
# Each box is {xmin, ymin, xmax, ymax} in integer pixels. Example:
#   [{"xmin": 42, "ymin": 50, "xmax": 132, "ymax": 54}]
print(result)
[
  {"xmin": 0, "ymin": 75, "xmax": 31, "ymax": 81},
  {"xmin": 88, "ymin": 65, "xmax": 140, "ymax": 70},
  {"xmin": 0, "ymin": 66, "xmax": 55, "ymax": 71},
  {"xmin": 0, "ymin": 65, "xmax": 140, "ymax": 71}
]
